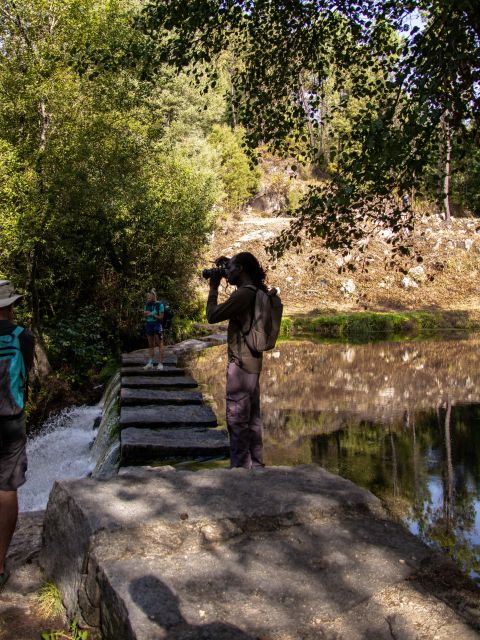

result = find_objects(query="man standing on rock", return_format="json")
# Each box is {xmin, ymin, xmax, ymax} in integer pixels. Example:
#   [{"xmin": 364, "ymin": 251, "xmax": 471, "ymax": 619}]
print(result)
[
  {"xmin": 206, "ymin": 252, "xmax": 268, "ymax": 469},
  {"xmin": 0, "ymin": 281, "xmax": 35, "ymax": 588}
]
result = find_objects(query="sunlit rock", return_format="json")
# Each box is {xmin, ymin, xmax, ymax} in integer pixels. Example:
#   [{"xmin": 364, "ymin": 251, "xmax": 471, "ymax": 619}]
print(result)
[
  {"xmin": 340, "ymin": 279, "xmax": 356, "ymax": 295},
  {"xmin": 401, "ymin": 276, "xmax": 418, "ymax": 289}
]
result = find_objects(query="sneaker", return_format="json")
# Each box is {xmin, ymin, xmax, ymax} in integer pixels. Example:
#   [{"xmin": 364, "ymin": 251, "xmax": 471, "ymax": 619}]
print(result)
[
  {"xmin": 156, "ymin": 363, "xmax": 164, "ymax": 371},
  {"xmin": 143, "ymin": 361, "xmax": 154, "ymax": 370}
]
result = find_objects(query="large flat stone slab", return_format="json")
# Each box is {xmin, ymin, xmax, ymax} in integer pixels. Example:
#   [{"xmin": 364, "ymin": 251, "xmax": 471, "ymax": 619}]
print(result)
[
  {"xmin": 40, "ymin": 466, "xmax": 477, "ymax": 639},
  {"xmin": 120, "ymin": 366, "xmax": 185, "ymax": 377},
  {"xmin": 120, "ymin": 388, "xmax": 203, "ymax": 406},
  {"xmin": 119, "ymin": 405, "xmax": 217, "ymax": 429},
  {"xmin": 96, "ymin": 556, "xmax": 479, "ymax": 640},
  {"xmin": 40, "ymin": 466, "xmax": 382, "ymax": 622},
  {"xmin": 121, "ymin": 376, "xmax": 197, "ymax": 389},
  {"xmin": 120, "ymin": 427, "xmax": 229, "ymax": 462}
]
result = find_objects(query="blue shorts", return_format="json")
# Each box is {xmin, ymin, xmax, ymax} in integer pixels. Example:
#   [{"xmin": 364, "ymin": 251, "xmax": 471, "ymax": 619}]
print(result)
[
  {"xmin": 145, "ymin": 322, "xmax": 163, "ymax": 337},
  {"xmin": 0, "ymin": 413, "xmax": 27, "ymax": 491}
]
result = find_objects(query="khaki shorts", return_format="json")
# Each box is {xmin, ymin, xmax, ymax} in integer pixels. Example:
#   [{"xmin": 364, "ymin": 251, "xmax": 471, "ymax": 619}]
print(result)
[{"xmin": 0, "ymin": 413, "xmax": 27, "ymax": 491}]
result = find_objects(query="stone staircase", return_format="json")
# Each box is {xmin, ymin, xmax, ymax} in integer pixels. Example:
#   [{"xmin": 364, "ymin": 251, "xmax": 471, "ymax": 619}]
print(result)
[{"xmin": 119, "ymin": 350, "xmax": 229, "ymax": 466}]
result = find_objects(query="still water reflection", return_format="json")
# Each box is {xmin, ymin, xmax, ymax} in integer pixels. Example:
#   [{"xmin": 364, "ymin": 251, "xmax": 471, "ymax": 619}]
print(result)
[{"xmin": 187, "ymin": 337, "xmax": 480, "ymax": 581}]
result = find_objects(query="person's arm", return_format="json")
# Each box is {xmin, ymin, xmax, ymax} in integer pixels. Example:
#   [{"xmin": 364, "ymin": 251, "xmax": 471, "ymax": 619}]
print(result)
[{"xmin": 207, "ymin": 286, "xmax": 252, "ymax": 324}]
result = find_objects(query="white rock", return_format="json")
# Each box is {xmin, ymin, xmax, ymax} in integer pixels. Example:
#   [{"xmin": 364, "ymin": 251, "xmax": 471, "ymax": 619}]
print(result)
[
  {"xmin": 238, "ymin": 230, "xmax": 276, "ymax": 242},
  {"xmin": 408, "ymin": 265, "xmax": 426, "ymax": 282},
  {"xmin": 401, "ymin": 276, "xmax": 418, "ymax": 289},
  {"xmin": 340, "ymin": 279, "xmax": 356, "ymax": 295},
  {"xmin": 456, "ymin": 239, "xmax": 473, "ymax": 251},
  {"xmin": 378, "ymin": 229, "xmax": 394, "ymax": 240}
]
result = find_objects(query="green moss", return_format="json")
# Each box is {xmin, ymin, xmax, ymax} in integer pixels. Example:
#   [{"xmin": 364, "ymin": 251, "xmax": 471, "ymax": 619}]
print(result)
[
  {"xmin": 281, "ymin": 311, "xmax": 480, "ymax": 341},
  {"xmin": 170, "ymin": 318, "xmax": 211, "ymax": 342},
  {"xmin": 96, "ymin": 357, "xmax": 121, "ymax": 383}
]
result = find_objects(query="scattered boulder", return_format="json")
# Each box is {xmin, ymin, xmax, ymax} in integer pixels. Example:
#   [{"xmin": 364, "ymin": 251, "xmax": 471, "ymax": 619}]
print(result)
[
  {"xmin": 340, "ymin": 279, "xmax": 356, "ymax": 295},
  {"xmin": 378, "ymin": 229, "xmax": 394, "ymax": 241},
  {"xmin": 457, "ymin": 239, "xmax": 473, "ymax": 251},
  {"xmin": 401, "ymin": 276, "xmax": 418, "ymax": 290},
  {"xmin": 335, "ymin": 254, "xmax": 352, "ymax": 267},
  {"xmin": 408, "ymin": 265, "xmax": 427, "ymax": 282},
  {"xmin": 250, "ymin": 192, "xmax": 287, "ymax": 214},
  {"xmin": 238, "ymin": 230, "xmax": 276, "ymax": 242}
]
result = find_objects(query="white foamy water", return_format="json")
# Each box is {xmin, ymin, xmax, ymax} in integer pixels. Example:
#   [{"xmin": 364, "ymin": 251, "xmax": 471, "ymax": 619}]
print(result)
[{"xmin": 18, "ymin": 405, "xmax": 102, "ymax": 512}]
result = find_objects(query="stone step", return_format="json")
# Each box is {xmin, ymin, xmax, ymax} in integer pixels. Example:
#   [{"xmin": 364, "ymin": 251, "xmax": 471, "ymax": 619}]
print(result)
[
  {"xmin": 120, "ymin": 427, "xmax": 229, "ymax": 463},
  {"xmin": 120, "ymin": 388, "xmax": 203, "ymax": 406},
  {"xmin": 121, "ymin": 376, "xmax": 198, "ymax": 389},
  {"xmin": 121, "ymin": 366, "xmax": 185, "ymax": 377},
  {"xmin": 119, "ymin": 405, "xmax": 217, "ymax": 429},
  {"xmin": 122, "ymin": 353, "xmax": 178, "ymax": 366}
]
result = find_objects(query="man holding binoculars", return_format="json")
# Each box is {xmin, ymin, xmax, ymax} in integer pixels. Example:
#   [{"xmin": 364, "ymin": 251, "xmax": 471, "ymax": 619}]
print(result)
[{"xmin": 205, "ymin": 252, "xmax": 267, "ymax": 469}]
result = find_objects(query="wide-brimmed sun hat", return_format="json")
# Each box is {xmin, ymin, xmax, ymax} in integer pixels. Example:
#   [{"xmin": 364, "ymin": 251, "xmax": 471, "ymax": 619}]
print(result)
[{"xmin": 0, "ymin": 280, "xmax": 23, "ymax": 309}]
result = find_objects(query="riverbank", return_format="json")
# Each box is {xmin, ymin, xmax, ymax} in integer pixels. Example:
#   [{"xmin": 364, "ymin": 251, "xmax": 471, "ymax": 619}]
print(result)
[{"xmin": 281, "ymin": 309, "xmax": 480, "ymax": 340}]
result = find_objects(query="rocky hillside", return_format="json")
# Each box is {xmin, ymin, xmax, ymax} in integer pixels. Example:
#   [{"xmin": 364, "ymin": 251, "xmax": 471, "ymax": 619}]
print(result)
[{"xmin": 198, "ymin": 156, "xmax": 480, "ymax": 316}]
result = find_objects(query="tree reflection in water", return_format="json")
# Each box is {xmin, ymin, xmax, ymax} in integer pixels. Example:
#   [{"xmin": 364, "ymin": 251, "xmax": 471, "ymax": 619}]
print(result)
[{"xmin": 186, "ymin": 337, "xmax": 480, "ymax": 581}]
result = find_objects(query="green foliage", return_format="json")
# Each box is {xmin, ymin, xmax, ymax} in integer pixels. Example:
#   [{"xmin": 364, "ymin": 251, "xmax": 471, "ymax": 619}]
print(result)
[
  {"xmin": 44, "ymin": 306, "xmax": 110, "ymax": 377},
  {"xmin": 209, "ymin": 124, "xmax": 260, "ymax": 210},
  {"xmin": 141, "ymin": 0, "xmax": 480, "ymax": 259},
  {"xmin": 0, "ymin": 0, "xmax": 228, "ymax": 381},
  {"xmin": 96, "ymin": 358, "xmax": 121, "ymax": 383},
  {"xmin": 42, "ymin": 619, "xmax": 89, "ymax": 640},
  {"xmin": 282, "ymin": 311, "xmax": 480, "ymax": 340}
]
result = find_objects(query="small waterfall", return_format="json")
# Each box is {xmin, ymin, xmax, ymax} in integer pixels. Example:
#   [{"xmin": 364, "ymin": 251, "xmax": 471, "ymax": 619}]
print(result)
[
  {"xmin": 19, "ymin": 405, "xmax": 102, "ymax": 512},
  {"xmin": 18, "ymin": 370, "xmax": 121, "ymax": 512}
]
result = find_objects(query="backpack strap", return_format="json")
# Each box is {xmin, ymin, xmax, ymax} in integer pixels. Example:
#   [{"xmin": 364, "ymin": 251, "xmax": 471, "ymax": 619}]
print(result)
[
  {"xmin": 239, "ymin": 285, "xmax": 258, "ymax": 338},
  {"xmin": 12, "ymin": 326, "xmax": 24, "ymax": 339}
]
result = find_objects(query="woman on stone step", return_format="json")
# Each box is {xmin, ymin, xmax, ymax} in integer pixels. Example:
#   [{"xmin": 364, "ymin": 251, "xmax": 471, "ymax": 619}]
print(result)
[{"xmin": 142, "ymin": 288, "xmax": 164, "ymax": 371}]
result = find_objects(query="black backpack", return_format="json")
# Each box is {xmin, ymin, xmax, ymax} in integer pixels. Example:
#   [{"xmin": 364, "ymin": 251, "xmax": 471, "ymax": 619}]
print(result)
[{"xmin": 160, "ymin": 301, "xmax": 174, "ymax": 331}]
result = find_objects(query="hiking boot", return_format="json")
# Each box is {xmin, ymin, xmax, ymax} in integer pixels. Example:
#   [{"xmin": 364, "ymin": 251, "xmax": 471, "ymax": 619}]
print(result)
[
  {"xmin": 143, "ymin": 361, "xmax": 154, "ymax": 370},
  {"xmin": 156, "ymin": 363, "xmax": 164, "ymax": 371}
]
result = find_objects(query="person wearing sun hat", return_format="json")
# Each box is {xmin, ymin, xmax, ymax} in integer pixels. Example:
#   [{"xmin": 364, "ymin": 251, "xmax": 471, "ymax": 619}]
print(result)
[{"xmin": 0, "ymin": 281, "xmax": 35, "ymax": 589}]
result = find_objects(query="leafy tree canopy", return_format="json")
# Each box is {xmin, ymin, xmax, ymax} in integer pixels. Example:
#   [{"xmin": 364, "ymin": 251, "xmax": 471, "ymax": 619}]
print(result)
[{"xmin": 140, "ymin": 0, "xmax": 480, "ymax": 268}]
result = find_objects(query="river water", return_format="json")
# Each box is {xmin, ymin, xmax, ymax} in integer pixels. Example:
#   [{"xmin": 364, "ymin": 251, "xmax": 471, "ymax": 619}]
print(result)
[
  {"xmin": 19, "ymin": 335, "xmax": 480, "ymax": 581},
  {"xmin": 186, "ymin": 336, "xmax": 480, "ymax": 581}
]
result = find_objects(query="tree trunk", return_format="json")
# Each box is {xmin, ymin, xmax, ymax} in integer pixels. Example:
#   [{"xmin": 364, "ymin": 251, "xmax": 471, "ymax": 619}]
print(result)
[
  {"xmin": 33, "ymin": 331, "xmax": 52, "ymax": 382},
  {"xmin": 440, "ymin": 114, "xmax": 452, "ymax": 221},
  {"xmin": 320, "ymin": 94, "xmax": 330, "ymax": 166},
  {"xmin": 298, "ymin": 74, "xmax": 318, "ymax": 165}
]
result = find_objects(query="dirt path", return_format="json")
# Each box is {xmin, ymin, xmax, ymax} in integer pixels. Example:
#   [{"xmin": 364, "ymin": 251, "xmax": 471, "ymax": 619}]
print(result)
[{"xmin": 0, "ymin": 512, "xmax": 67, "ymax": 640}]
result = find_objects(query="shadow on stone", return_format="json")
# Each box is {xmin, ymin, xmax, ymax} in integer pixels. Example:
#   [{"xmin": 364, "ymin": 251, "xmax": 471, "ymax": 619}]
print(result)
[{"xmin": 128, "ymin": 575, "xmax": 255, "ymax": 639}]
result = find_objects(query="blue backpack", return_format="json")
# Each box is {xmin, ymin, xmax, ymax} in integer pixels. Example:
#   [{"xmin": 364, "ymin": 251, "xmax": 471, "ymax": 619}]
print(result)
[{"xmin": 0, "ymin": 326, "xmax": 26, "ymax": 416}]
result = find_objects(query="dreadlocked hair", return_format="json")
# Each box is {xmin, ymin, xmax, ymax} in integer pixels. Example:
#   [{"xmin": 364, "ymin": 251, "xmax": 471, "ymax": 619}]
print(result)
[{"xmin": 234, "ymin": 252, "xmax": 268, "ymax": 292}]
